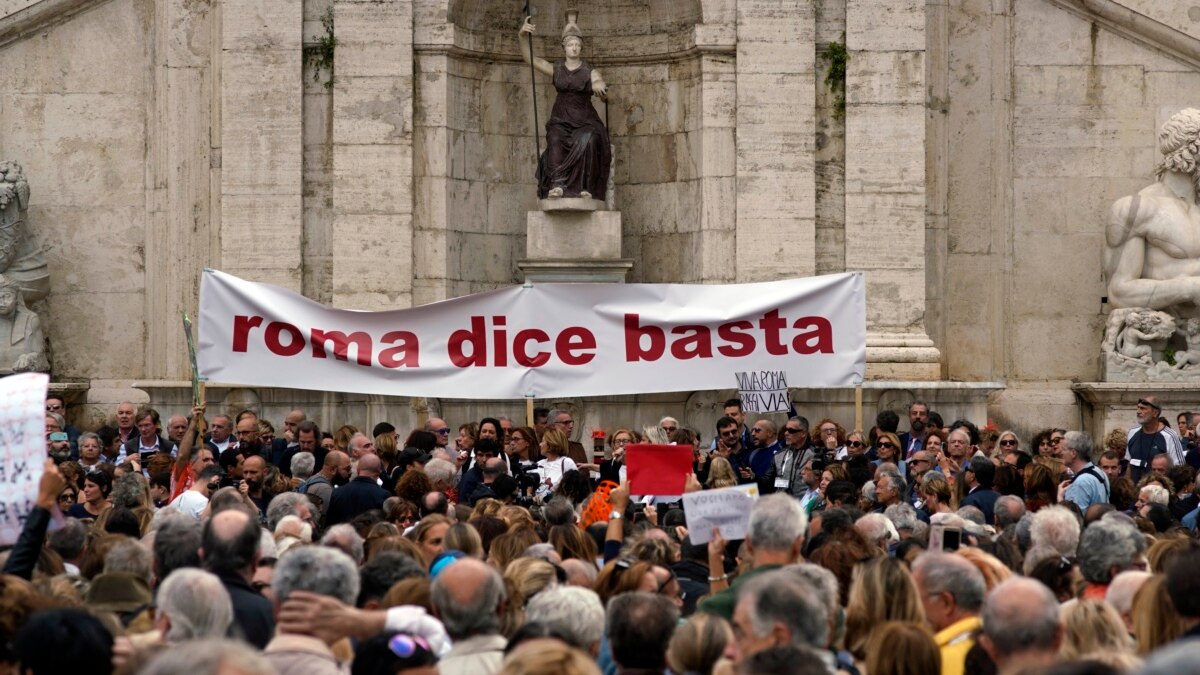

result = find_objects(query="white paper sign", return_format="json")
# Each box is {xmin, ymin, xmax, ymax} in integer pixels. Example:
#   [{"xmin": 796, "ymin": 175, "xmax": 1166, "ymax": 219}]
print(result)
[
  {"xmin": 0, "ymin": 373, "xmax": 49, "ymax": 546},
  {"xmin": 199, "ymin": 269, "xmax": 866, "ymax": 399},
  {"xmin": 736, "ymin": 369, "xmax": 791, "ymax": 413},
  {"xmin": 683, "ymin": 484, "xmax": 760, "ymax": 544}
]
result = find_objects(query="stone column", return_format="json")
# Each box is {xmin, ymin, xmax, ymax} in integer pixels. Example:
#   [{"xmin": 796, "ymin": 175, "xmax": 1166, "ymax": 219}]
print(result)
[
  {"xmin": 220, "ymin": 0, "xmax": 304, "ymax": 291},
  {"xmin": 145, "ymin": 0, "xmax": 214, "ymax": 378},
  {"xmin": 331, "ymin": 0, "xmax": 414, "ymax": 310},
  {"xmin": 734, "ymin": 0, "xmax": 817, "ymax": 282},
  {"xmin": 693, "ymin": 21, "xmax": 738, "ymax": 284},
  {"xmin": 845, "ymin": 0, "xmax": 940, "ymax": 379}
]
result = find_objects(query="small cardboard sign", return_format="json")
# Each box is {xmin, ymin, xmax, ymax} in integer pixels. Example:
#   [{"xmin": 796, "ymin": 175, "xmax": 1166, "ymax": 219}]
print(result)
[
  {"xmin": 736, "ymin": 370, "xmax": 790, "ymax": 413},
  {"xmin": 683, "ymin": 484, "xmax": 759, "ymax": 543}
]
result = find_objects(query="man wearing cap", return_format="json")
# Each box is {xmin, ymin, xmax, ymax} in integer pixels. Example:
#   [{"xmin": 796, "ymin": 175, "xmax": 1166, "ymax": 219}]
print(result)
[
  {"xmin": 1126, "ymin": 395, "xmax": 1184, "ymax": 482},
  {"xmin": 396, "ymin": 446, "xmax": 431, "ymax": 476}
]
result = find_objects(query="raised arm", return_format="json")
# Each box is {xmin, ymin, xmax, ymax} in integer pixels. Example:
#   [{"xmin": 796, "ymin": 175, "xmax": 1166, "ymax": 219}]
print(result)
[
  {"xmin": 518, "ymin": 17, "xmax": 555, "ymax": 78},
  {"xmin": 174, "ymin": 404, "xmax": 206, "ymax": 472}
]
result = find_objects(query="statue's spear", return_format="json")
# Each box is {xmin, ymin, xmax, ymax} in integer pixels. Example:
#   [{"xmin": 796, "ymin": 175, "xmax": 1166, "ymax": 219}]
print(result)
[{"xmin": 523, "ymin": 0, "xmax": 541, "ymax": 164}]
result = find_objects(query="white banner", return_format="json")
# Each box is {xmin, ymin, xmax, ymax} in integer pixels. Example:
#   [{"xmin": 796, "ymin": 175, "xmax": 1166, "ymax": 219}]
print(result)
[
  {"xmin": 198, "ymin": 269, "xmax": 865, "ymax": 399},
  {"xmin": 0, "ymin": 372, "xmax": 49, "ymax": 546}
]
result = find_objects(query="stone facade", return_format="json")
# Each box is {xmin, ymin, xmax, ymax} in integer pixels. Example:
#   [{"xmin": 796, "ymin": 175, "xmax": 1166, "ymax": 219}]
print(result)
[{"xmin": 3, "ymin": 0, "xmax": 1200, "ymax": 442}]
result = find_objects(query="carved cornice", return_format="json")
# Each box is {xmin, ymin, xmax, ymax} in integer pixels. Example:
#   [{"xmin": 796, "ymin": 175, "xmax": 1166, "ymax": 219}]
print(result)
[
  {"xmin": 1044, "ymin": 0, "xmax": 1200, "ymax": 71},
  {"xmin": 0, "ymin": 0, "xmax": 108, "ymax": 49}
]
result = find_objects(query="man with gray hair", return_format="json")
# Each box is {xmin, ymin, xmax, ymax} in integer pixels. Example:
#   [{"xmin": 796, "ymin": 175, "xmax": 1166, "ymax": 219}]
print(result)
[
  {"xmin": 699, "ymin": 493, "xmax": 808, "ymax": 619},
  {"xmin": 1106, "ymin": 570, "xmax": 1151, "ymax": 635},
  {"xmin": 547, "ymin": 408, "xmax": 588, "ymax": 464},
  {"xmin": 912, "ymin": 552, "xmax": 986, "ymax": 675},
  {"xmin": 265, "ymin": 491, "xmax": 314, "ymax": 533},
  {"xmin": 978, "ymin": 577, "xmax": 1062, "ymax": 673},
  {"xmin": 732, "ymin": 570, "xmax": 829, "ymax": 665},
  {"xmin": 290, "ymin": 451, "xmax": 315, "ymax": 481},
  {"xmin": 1059, "ymin": 430, "xmax": 1110, "ymax": 511},
  {"xmin": 264, "ymin": 546, "xmax": 360, "ymax": 674},
  {"xmin": 1078, "ymin": 513, "xmax": 1148, "ymax": 600},
  {"xmin": 432, "ymin": 558, "xmax": 508, "ymax": 674},
  {"xmin": 993, "ymin": 494, "xmax": 1026, "ymax": 531},
  {"xmin": 156, "ymin": 568, "xmax": 234, "ymax": 641},
  {"xmin": 525, "ymin": 586, "xmax": 606, "ymax": 656},
  {"xmin": 320, "ymin": 523, "xmax": 365, "ymax": 565},
  {"xmin": 1029, "ymin": 505, "xmax": 1081, "ymax": 558}
]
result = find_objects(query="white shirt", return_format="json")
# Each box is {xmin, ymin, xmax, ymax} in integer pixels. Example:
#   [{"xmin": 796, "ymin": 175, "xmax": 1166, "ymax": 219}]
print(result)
[
  {"xmin": 535, "ymin": 456, "xmax": 578, "ymax": 491},
  {"xmin": 169, "ymin": 489, "xmax": 209, "ymax": 520}
]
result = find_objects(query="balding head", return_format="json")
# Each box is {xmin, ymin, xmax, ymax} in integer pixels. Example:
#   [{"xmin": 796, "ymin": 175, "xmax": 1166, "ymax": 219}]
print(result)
[
  {"xmin": 201, "ymin": 508, "xmax": 260, "ymax": 578},
  {"xmin": 357, "ymin": 453, "xmax": 382, "ymax": 478},
  {"xmin": 431, "ymin": 558, "xmax": 506, "ymax": 640},
  {"xmin": 284, "ymin": 410, "xmax": 306, "ymax": 431},
  {"xmin": 979, "ymin": 577, "xmax": 1062, "ymax": 669},
  {"xmin": 323, "ymin": 450, "xmax": 349, "ymax": 469}
]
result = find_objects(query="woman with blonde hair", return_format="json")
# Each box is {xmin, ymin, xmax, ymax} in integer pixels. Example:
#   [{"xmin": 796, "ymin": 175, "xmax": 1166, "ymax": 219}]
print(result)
[
  {"xmin": 666, "ymin": 613, "xmax": 732, "ymax": 675},
  {"xmin": 406, "ymin": 514, "xmax": 451, "ymax": 568},
  {"xmin": 1060, "ymin": 599, "xmax": 1135, "ymax": 659},
  {"xmin": 844, "ymin": 556, "xmax": 926, "ymax": 659},
  {"xmin": 995, "ymin": 429, "xmax": 1021, "ymax": 458},
  {"xmin": 705, "ymin": 456, "xmax": 738, "ymax": 489},
  {"xmin": 921, "ymin": 472, "xmax": 954, "ymax": 515},
  {"xmin": 487, "ymin": 529, "xmax": 541, "ymax": 570},
  {"xmin": 956, "ymin": 547, "xmax": 1013, "ymax": 592},
  {"xmin": 536, "ymin": 428, "xmax": 577, "ymax": 495},
  {"xmin": 864, "ymin": 621, "xmax": 940, "ymax": 675},
  {"xmin": 1132, "ymin": 575, "xmax": 1184, "ymax": 654},
  {"xmin": 442, "ymin": 522, "xmax": 483, "ymax": 559},
  {"xmin": 333, "ymin": 424, "xmax": 358, "ymax": 453},
  {"xmin": 501, "ymin": 558, "xmax": 560, "ymax": 637},
  {"xmin": 499, "ymin": 638, "xmax": 600, "ymax": 675}
]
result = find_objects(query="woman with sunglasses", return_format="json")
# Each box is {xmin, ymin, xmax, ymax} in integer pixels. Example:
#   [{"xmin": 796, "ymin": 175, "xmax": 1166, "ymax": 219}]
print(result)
[
  {"xmin": 844, "ymin": 430, "xmax": 868, "ymax": 459},
  {"xmin": 872, "ymin": 431, "xmax": 906, "ymax": 479},
  {"xmin": 995, "ymin": 430, "xmax": 1022, "ymax": 459}
]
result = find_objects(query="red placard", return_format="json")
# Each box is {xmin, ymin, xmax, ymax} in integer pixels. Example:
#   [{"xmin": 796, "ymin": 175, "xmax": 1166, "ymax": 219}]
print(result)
[{"xmin": 625, "ymin": 443, "xmax": 694, "ymax": 495}]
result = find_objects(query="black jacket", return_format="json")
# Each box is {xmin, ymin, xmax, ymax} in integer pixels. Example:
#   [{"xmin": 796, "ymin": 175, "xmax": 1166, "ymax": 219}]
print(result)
[
  {"xmin": 216, "ymin": 571, "xmax": 275, "ymax": 649},
  {"xmin": 325, "ymin": 476, "xmax": 389, "ymax": 526}
]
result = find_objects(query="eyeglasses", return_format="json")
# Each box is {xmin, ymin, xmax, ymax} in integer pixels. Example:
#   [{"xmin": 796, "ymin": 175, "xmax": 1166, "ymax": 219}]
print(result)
[
  {"xmin": 911, "ymin": 458, "xmax": 930, "ymax": 464},
  {"xmin": 388, "ymin": 634, "xmax": 431, "ymax": 659},
  {"xmin": 662, "ymin": 426, "xmax": 677, "ymax": 433},
  {"xmin": 751, "ymin": 427, "xmax": 764, "ymax": 433},
  {"xmin": 614, "ymin": 438, "xmax": 631, "ymax": 446},
  {"xmin": 821, "ymin": 428, "xmax": 837, "ymax": 435},
  {"xmin": 435, "ymin": 427, "xmax": 450, "ymax": 434},
  {"xmin": 877, "ymin": 441, "xmax": 895, "ymax": 449},
  {"xmin": 847, "ymin": 441, "xmax": 863, "ymax": 448},
  {"xmin": 559, "ymin": 419, "xmax": 575, "ymax": 426},
  {"xmin": 656, "ymin": 568, "xmax": 677, "ymax": 594},
  {"xmin": 784, "ymin": 428, "xmax": 804, "ymax": 434},
  {"xmin": 999, "ymin": 439, "xmax": 1017, "ymax": 447},
  {"xmin": 46, "ymin": 403, "xmax": 63, "ymax": 411},
  {"xmin": 57, "ymin": 493, "xmax": 75, "ymax": 503}
]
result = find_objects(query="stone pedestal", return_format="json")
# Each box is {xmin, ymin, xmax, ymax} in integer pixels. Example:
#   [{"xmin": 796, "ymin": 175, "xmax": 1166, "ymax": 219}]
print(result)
[
  {"xmin": 1073, "ymin": 383, "xmax": 1195, "ymax": 442},
  {"xmin": 866, "ymin": 333, "xmax": 942, "ymax": 380},
  {"xmin": 518, "ymin": 209, "xmax": 633, "ymax": 283}
]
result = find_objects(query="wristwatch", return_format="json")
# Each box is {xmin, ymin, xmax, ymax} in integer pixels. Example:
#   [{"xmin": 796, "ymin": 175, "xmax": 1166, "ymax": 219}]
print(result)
[{"xmin": 609, "ymin": 510, "xmax": 623, "ymax": 520}]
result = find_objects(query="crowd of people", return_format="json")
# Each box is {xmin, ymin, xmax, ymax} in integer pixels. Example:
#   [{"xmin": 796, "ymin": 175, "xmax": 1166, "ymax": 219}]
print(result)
[{"xmin": 7, "ymin": 392, "xmax": 1200, "ymax": 674}]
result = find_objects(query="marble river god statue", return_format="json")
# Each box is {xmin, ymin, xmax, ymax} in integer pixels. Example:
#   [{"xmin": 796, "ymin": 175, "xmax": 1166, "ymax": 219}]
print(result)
[
  {"xmin": 1103, "ymin": 108, "xmax": 1200, "ymax": 380},
  {"xmin": 0, "ymin": 161, "xmax": 50, "ymax": 374},
  {"xmin": 519, "ymin": 11, "xmax": 612, "ymax": 202}
]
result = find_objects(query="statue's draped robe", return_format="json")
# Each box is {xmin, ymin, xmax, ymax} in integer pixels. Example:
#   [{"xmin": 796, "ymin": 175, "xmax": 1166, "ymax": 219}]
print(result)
[{"xmin": 537, "ymin": 61, "xmax": 611, "ymax": 200}]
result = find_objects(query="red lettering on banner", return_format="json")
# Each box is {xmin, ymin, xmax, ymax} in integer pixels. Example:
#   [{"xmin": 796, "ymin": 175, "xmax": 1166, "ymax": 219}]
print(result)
[
  {"xmin": 265, "ymin": 322, "xmax": 305, "ymax": 356},
  {"xmin": 716, "ymin": 321, "xmax": 754, "ymax": 357},
  {"xmin": 378, "ymin": 331, "xmax": 419, "ymax": 368},
  {"xmin": 232, "ymin": 315, "xmax": 264, "ymax": 352},
  {"xmin": 792, "ymin": 316, "xmax": 834, "ymax": 354},
  {"xmin": 625, "ymin": 313, "xmax": 665, "ymax": 362},
  {"xmin": 514, "ymin": 329, "xmax": 551, "ymax": 367},
  {"xmin": 558, "ymin": 327, "xmax": 596, "ymax": 365},
  {"xmin": 449, "ymin": 316, "xmax": 487, "ymax": 367},
  {"xmin": 311, "ymin": 329, "xmax": 373, "ymax": 366},
  {"xmin": 625, "ymin": 311, "xmax": 837, "ymax": 362},
  {"xmin": 670, "ymin": 325, "xmax": 713, "ymax": 360},
  {"xmin": 759, "ymin": 309, "xmax": 788, "ymax": 356},
  {"xmin": 492, "ymin": 316, "xmax": 508, "ymax": 367}
]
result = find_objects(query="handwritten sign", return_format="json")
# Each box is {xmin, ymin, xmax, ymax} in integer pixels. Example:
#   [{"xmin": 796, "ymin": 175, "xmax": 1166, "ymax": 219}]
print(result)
[
  {"xmin": 683, "ymin": 484, "xmax": 759, "ymax": 544},
  {"xmin": 735, "ymin": 370, "xmax": 790, "ymax": 413},
  {"xmin": 0, "ymin": 373, "xmax": 49, "ymax": 546}
]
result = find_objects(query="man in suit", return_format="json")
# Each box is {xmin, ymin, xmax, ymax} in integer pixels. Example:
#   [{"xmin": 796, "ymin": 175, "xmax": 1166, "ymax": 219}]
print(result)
[
  {"xmin": 325, "ymin": 453, "xmax": 389, "ymax": 526},
  {"xmin": 961, "ymin": 456, "xmax": 1001, "ymax": 524},
  {"xmin": 899, "ymin": 401, "xmax": 929, "ymax": 459}
]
